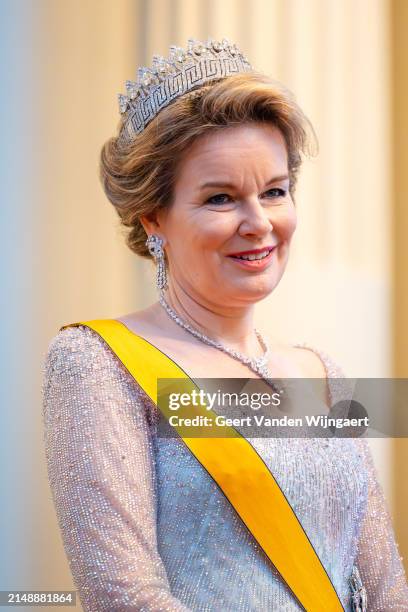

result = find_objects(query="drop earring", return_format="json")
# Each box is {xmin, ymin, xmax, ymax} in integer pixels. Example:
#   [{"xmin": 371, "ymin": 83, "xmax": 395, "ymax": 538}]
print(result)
[{"xmin": 145, "ymin": 234, "xmax": 168, "ymax": 292}]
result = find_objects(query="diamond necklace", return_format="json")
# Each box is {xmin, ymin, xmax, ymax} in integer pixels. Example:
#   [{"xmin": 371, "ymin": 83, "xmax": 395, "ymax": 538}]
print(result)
[{"xmin": 158, "ymin": 291, "xmax": 277, "ymax": 389}]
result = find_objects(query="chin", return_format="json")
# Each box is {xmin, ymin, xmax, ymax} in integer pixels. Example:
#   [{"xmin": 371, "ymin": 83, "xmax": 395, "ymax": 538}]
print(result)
[
  {"xmin": 247, "ymin": 267, "xmax": 284, "ymax": 289},
  {"xmin": 226, "ymin": 279, "xmax": 280, "ymax": 303}
]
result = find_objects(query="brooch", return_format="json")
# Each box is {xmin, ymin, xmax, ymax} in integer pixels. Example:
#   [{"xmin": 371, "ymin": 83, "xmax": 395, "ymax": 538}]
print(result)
[{"xmin": 349, "ymin": 565, "xmax": 368, "ymax": 611}]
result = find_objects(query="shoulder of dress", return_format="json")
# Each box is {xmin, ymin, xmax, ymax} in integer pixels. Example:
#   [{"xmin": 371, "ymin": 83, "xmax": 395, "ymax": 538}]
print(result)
[
  {"xmin": 43, "ymin": 324, "xmax": 110, "ymax": 373},
  {"xmin": 42, "ymin": 324, "xmax": 143, "ymax": 397},
  {"xmin": 42, "ymin": 324, "xmax": 156, "ymax": 419},
  {"xmin": 292, "ymin": 341, "xmax": 351, "ymax": 407},
  {"xmin": 292, "ymin": 341, "xmax": 347, "ymax": 378}
]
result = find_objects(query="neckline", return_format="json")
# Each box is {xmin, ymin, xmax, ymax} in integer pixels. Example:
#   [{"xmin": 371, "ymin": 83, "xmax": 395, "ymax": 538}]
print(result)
[{"xmin": 113, "ymin": 318, "xmax": 333, "ymax": 406}]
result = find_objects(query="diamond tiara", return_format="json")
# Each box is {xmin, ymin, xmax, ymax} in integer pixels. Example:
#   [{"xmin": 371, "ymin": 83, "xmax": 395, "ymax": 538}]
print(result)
[{"xmin": 117, "ymin": 37, "xmax": 253, "ymax": 145}]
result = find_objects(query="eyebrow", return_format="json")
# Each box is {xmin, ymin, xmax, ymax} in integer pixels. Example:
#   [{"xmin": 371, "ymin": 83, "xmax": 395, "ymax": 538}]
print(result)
[{"xmin": 198, "ymin": 174, "xmax": 290, "ymax": 191}]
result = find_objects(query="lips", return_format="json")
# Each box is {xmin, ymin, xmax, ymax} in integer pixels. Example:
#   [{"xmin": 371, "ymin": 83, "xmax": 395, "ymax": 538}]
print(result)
[
  {"xmin": 227, "ymin": 246, "xmax": 276, "ymax": 270},
  {"xmin": 227, "ymin": 245, "xmax": 275, "ymax": 257}
]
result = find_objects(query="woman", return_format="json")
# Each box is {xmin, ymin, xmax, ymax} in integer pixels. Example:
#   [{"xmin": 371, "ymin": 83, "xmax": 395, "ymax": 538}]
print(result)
[{"xmin": 42, "ymin": 38, "xmax": 408, "ymax": 611}]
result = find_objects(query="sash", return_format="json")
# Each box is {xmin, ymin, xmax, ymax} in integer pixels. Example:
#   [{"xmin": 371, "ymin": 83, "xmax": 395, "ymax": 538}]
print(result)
[{"xmin": 61, "ymin": 318, "xmax": 344, "ymax": 612}]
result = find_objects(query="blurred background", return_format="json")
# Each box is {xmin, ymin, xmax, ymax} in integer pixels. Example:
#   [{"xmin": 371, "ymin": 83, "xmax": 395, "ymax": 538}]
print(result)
[{"xmin": 0, "ymin": 0, "xmax": 407, "ymax": 609}]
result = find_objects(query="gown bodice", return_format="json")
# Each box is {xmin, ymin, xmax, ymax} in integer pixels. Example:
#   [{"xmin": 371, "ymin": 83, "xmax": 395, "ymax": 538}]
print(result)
[{"xmin": 42, "ymin": 325, "xmax": 408, "ymax": 611}]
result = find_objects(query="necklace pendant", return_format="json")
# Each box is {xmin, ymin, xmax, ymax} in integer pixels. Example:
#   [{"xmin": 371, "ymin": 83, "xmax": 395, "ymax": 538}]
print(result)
[{"xmin": 159, "ymin": 293, "xmax": 273, "ymax": 384}]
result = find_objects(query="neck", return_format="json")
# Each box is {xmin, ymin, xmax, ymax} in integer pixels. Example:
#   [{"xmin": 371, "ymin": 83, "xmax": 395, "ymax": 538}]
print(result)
[{"xmin": 159, "ymin": 283, "xmax": 263, "ymax": 356}]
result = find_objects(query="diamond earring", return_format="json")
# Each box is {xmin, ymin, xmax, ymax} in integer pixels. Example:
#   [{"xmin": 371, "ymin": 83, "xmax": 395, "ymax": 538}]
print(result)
[{"xmin": 145, "ymin": 234, "xmax": 168, "ymax": 292}]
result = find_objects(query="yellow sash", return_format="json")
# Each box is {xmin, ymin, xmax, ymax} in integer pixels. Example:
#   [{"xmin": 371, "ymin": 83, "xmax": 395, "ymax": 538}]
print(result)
[{"xmin": 61, "ymin": 318, "xmax": 344, "ymax": 612}]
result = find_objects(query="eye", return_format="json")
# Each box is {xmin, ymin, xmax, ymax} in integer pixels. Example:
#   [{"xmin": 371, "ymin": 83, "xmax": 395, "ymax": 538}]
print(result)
[
  {"xmin": 205, "ymin": 193, "xmax": 231, "ymax": 205},
  {"xmin": 205, "ymin": 188, "xmax": 288, "ymax": 206},
  {"xmin": 263, "ymin": 187, "xmax": 287, "ymax": 198}
]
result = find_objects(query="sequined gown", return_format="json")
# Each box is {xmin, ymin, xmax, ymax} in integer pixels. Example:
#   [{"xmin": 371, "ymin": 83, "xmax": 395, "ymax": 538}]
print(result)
[{"xmin": 42, "ymin": 325, "xmax": 408, "ymax": 611}]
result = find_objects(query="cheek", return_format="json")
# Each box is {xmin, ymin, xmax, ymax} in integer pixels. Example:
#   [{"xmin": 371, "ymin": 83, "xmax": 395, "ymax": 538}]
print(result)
[
  {"xmin": 192, "ymin": 217, "xmax": 235, "ymax": 249},
  {"xmin": 279, "ymin": 207, "xmax": 297, "ymax": 238},
  {"xmin": 168, "ymin": 219, "xmax": 227, "ymax": 264}
]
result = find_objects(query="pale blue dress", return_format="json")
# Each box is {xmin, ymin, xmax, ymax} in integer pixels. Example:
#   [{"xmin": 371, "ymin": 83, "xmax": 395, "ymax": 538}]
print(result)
[{"xmin": 42, "ymin": 325, "xmax": 408, "ymax": 611}]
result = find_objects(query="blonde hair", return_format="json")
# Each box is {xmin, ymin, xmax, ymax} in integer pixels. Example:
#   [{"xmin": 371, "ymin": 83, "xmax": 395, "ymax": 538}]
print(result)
[{"xmin": 100, "ymin": 71, "xmax": 317, "ymax": 259}]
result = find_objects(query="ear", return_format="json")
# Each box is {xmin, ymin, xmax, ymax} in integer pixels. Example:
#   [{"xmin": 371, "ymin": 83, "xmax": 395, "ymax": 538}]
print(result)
[{"xmin": 139, "ymin": 208, "xmax": 167, "ymax": 240}]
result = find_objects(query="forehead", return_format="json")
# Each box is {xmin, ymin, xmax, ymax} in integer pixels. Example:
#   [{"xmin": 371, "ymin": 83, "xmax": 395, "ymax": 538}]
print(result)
[{"xmin": 176, "ymin": 122, "xmax": 288, "ymax": 179}]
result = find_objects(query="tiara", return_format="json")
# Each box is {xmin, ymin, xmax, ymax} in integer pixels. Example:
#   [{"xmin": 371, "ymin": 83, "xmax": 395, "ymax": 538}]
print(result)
[{"xmin": 117, "ymin": 37, "xmax": 253, "ymax": 145}]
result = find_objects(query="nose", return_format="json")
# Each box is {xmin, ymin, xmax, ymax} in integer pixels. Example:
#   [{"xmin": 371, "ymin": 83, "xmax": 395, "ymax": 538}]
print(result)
[{"xmin": 237, "ymin": 197, "xmax": 273, "ymax": 237}]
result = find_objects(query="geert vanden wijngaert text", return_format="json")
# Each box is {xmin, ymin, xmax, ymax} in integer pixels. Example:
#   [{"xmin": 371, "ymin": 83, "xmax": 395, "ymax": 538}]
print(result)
[{"xmin": 167, "ymin": 414, "xmax": 370, "ymax": 429}]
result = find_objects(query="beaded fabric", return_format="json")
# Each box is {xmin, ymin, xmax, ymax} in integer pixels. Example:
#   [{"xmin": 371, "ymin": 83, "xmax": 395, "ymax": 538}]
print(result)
[{"xmin": 42, "ymin": 325, "xmax": 408, "ymax": 611}]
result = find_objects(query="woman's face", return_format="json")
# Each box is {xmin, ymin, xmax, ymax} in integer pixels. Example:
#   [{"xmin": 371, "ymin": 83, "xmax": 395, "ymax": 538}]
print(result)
[{"xmin": 152, "ymin": 122, "xmax": 297, "ymax": 307}]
